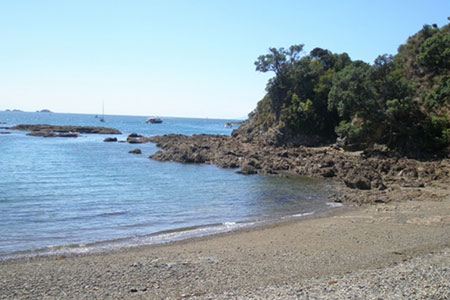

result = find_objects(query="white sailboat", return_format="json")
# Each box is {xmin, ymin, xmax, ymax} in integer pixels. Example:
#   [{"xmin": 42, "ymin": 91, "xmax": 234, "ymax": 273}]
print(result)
[{"xmin": 100, "ymin": 101, "xmax": 105, "ymax": 122}]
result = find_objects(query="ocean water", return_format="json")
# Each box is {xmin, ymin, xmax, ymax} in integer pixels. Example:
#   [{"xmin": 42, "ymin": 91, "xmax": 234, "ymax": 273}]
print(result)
[{"xmin": 0, "ymin": 111, "xmax": 338, "ymax": 260}]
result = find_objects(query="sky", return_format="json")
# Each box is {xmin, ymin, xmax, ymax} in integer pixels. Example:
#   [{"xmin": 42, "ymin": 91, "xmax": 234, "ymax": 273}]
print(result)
[{"xmin": 1, "ymin": 1, "xmax": 449, "ymax": 119}]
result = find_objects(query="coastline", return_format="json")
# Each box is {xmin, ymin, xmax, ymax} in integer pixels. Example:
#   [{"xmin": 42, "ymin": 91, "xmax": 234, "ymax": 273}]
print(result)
[
  {"xmin": 2, "ymin": 121, "xmax": 449, "ymax": 298},
  {"xmin": 1, "ymin": 192, "xmax": 449, "ymax": 299},
  {"xmin": 0, "ymin": 198, "xmax": 343, "ymax": 262}
]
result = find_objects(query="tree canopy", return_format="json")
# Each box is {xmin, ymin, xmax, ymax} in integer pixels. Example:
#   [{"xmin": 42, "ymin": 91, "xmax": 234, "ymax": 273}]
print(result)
[{"xmin": 247, "ymin": 20, "xmax": 450, "ymax": 155}]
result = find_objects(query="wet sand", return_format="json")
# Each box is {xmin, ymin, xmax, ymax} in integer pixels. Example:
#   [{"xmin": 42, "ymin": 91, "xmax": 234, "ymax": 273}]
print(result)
[{"xmin": 1, "ymin": 190, "xmax": 449, "ymax": 299}]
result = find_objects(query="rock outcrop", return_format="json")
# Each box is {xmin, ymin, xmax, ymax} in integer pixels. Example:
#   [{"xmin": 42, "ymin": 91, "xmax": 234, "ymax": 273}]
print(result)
[
  {"xmin": 10, "ymin": 124, "xmax": 122, "ymax": 136},
  {"xmin": 147, "ymin": 133, "xmax": 449, "ymax": 204}
]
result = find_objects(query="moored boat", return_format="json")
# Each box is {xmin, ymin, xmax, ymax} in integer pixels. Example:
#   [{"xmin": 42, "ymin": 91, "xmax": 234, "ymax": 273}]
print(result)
[{"xmin": 146, "ymin": 117, "xmax": 163, "ymax": 124}]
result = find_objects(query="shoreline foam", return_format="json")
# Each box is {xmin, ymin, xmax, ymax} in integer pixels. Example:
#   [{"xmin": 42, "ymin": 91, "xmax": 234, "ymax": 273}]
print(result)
[{"xmin": 0, "ymin": 205, "xmax": 337, "ymax": 262}]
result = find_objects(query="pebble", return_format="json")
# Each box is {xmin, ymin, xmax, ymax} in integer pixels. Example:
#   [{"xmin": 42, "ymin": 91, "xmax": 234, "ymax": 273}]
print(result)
[{"xmin": 190, "ymin": 249, "xmax": 450, "ymax": 299}]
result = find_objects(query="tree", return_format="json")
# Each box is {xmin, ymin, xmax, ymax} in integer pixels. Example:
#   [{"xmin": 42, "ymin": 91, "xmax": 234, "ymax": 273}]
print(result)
[
  {"xmin": 328, "ymin": 61, "xmax": 379, "ymax": 120},
  {"xmin": 254, "ymin": 44, "xmax": 304, "ymax": 74}
]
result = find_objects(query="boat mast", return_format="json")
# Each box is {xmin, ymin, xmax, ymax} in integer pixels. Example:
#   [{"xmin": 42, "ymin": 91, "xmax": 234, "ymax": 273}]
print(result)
[{"xmin": 100, "ymin": 100, "xmax": 105, "ymax": 122}]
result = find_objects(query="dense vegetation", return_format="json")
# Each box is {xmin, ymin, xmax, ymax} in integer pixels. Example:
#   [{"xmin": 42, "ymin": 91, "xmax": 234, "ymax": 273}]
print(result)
[{"xmin": 245, "ymin": 20, "xmax": 450, "ymax": 155}]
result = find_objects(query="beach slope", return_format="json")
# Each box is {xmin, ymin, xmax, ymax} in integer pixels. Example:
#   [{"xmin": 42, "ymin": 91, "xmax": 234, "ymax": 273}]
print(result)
[{"xmin": 1, "ymin": 193, "xmax": 449, "ymax": 299}]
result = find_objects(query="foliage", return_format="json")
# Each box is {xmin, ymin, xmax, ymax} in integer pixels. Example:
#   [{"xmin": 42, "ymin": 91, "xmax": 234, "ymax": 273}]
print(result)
[{"xmin": 250, "ymin": 20, "xmax": 450, "ymax": 153}]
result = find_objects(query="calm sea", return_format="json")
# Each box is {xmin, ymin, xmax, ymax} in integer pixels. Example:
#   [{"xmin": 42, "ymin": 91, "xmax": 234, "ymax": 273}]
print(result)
[{"xmin": 0, "ymin": 111, "xmax": 338, "ymax": 260}]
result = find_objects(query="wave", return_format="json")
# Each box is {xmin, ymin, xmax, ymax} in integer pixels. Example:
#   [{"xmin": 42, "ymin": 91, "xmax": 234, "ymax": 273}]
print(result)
[{"xmin": 0, "ymin": 221, "xmax": 252, "ymax": 261}]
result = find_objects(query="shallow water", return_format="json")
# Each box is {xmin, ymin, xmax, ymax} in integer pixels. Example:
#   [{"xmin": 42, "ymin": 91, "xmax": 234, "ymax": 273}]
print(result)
[{"xmin": 0, "ymin": 111, "xmax": 337, "ymax": 259}]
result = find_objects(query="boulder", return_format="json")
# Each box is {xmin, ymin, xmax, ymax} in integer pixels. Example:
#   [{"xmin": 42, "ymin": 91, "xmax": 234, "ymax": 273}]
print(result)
[
  {"xmin": 344, "ymin": 176, "xmax": 372, "ymax": 190},
  {"xmin": 320, "ymin": 167, "xmax": 336, "ymax": 178},
  {"xmin": 237, "ymin": 164, "xmax": 257, "ymax": 175},
  {"xmin": 129, "ymin": 148, "xmax": 142, "ymax": 154}
]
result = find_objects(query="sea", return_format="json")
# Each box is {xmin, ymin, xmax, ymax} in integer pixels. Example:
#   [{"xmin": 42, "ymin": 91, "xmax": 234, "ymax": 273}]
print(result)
[{"xmin": 0, "ymin": 111, "xmax": 339, "ymax": 260}]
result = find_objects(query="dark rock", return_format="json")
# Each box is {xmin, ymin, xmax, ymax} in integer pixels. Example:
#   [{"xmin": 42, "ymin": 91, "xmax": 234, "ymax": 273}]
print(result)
[
  {"xmin": 58, "ymin": 132, "xmax": 79, "ymax": 138},
  {"xmin": 402, "ymin": 181, "xmax": 425, "ymax": 188},
  {"xmin": 27, "ymin": 131, "xmax": 56, "ymax": 137},
  {"xmin": 10, "ymin": 124, "xmax": 121, "ymax": 135},
  {"xmin": 104, "ymin": 137, "xmax": 118, "ymax": 142},
  {"xmin": 320, "ymin": 167, "xmax": 336, "ymax": 178},
  {"xmin": 129, "ymin": 148, "xmax": 142, "ymax": 154},
  {"xmin": 238, "ymin": 164, "xmax": 257, "ymax": 175},
  {"xmin": 145, "ymin": 132, "xmax": 448, "ymax": 204},
  {"xmin": 378, "ymin": 182, "xmax": 388, "ymax": 190},
  {"xmin": 374, "ymin": 199, "xmax": 387, "ymax": 203},
  {"xmin": 127, "ymin": 133, "xmax": 152, "ymax": 144},
  {"xmin": 127, "ymin": 137, "xmax": 143, "ymax": 144},
  {"xmin": 128, "ymin": 133, "xmax": 143, "ymax": 138},
  {"xmin": 344, "ymin": 175, "xmax": 372, "ymax": 190}
]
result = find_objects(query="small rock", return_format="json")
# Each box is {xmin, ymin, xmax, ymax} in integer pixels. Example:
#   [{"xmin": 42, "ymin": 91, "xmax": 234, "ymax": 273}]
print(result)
[
  {"xmin": 320, "ymin": 167, "xmax": 336, "ymax": 178},
  {"xmin": 104, "ymin": 137, "xmax": 117, "ymax": 142},
  {"xmin": 127, "ymin": 137, "xmax": 143, "ymax": 144},
  {"xmin": 344, "ymin": 177, "xmax": 371, "ymax": 190},
  {"xmin": 238, "ymin": 165, "xmax": 257, "ymax": 175},
  {"xmin": 129, "ymin": 148, "xmax": 142, "ymax": 154},
  {"xmin": 128, "ymin": 133, "xmax": 143, "ymax": 138}
]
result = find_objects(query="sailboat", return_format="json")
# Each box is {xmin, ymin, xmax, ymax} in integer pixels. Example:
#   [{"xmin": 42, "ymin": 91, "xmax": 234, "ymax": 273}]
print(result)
[{"xmin": 100, "ymin": 101, "xmax": 105, "ymax": 122}]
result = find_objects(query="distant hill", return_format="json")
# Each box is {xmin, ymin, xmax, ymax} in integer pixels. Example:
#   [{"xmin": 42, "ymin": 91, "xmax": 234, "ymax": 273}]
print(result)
[{"xmin": 233, "ymin": 20, "xmax": 450, "ymax": 156}]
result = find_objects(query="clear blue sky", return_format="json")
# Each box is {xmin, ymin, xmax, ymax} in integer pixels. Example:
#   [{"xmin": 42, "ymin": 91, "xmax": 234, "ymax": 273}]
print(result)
[{"xmin": 1, "ymin": 0, "xmax": 449, "ymax": 118}]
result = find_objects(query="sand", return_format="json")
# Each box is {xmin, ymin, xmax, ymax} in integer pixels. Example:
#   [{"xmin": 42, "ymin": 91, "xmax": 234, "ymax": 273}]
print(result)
[{"xmin": 1, "ymin": 189, "xmax": 449, "ymax": 299}]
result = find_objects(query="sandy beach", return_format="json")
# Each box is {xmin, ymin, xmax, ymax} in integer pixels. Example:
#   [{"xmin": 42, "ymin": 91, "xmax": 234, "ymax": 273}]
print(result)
[{"xmin": 1, "ymin": 187, "xmax": 449, "ymax": 299}]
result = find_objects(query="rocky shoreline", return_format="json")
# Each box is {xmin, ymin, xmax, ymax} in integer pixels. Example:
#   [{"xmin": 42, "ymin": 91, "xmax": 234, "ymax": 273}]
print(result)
[
  {"xmin": 6, "ymin": 123, "xmax": 450, "ymax": 205},
  {"xmin": 1, "ymin": 127, "xmax": 449, "ymax": 299},
  {"xmin": 147, "ymin": 133, "xmax": 450, "ymax": 205}
]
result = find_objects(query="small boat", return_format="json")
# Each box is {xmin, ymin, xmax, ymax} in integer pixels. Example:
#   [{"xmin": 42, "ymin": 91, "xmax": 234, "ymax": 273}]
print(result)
[
  {"xmin": 146, "ymin": 117, "xmax": 163, "ymax": 124},
  {"xmin": 224, "ymin": 122, "xmax": 232, "ymax": 128},
  {"xmin": 99, "ymin": 101, "xmax": 105, "ymax": 122}
]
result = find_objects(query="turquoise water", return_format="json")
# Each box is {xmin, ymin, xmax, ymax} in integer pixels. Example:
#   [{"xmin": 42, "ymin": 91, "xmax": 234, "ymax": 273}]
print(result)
[{"xmin": 0, "ymin": 111, "xmax": 337, "ymax": 260}]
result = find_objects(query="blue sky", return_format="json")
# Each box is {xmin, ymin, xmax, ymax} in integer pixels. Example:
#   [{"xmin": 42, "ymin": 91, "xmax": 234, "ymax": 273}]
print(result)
[{"xmin": 1, "ymin": 1, "xmax": 449, "ymax": 118}]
